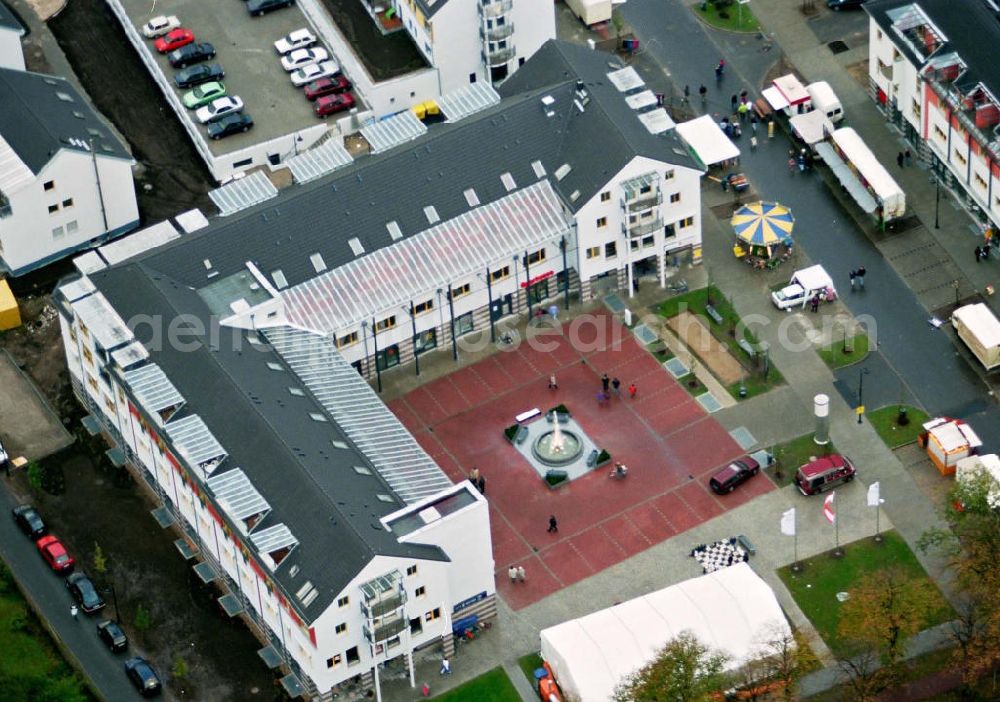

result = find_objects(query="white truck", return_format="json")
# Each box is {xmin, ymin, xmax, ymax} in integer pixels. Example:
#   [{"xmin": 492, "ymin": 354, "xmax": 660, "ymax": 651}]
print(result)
[
  {"xmin": 771, "ymin": 264, "xmax": 837, "ymax": 310},
  {"xmin": 806, "ymin": 81, "xmax": 843, "ymax": 123},
  {"xmin": 952, "ymin": 303, "xmax": 1000, "ymax": 370}
]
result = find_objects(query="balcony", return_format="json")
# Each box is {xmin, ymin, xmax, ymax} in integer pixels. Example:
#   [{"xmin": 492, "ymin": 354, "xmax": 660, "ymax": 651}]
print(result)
[
  {"xmin": 484, "ymin": 46, "xmax": 515, "ymax": 67},
  {"xmin": 625, "ymin": 218, "xmax": 663, "ymax": 238},
  {"xmin": 481, "ymin": 23, "xmax": 514, "ymax": 42},
  {"xmin": 622, "ymin": 192, "xmax": 662, "ymax": 212},
  {"xmin": 363, "ymin": 614, "xmax": 408, "ymax": 643},
  {"xmin": 360, "ymin": 571, "xmax": 406, "ymax": 618},
  {"xmin": 480, "ymin": 0, "xmax": 513, "ymax": 18}
]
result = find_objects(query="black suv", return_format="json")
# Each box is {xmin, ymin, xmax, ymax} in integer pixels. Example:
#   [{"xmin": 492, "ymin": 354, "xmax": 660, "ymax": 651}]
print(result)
[
  {"xmin": 247, "ymin": 0, "xmax": 294, "ymax": 16},
  {"xmin": 168, "ymin": 42, "xmax": 216, "ymax": 69},
  {"xmin": 12, "ymin": 504, "xmax": 47, "ymax": 539},
  {"xmin": 208, "ymin": 112, "xmax": 254, "ymax": 140},
  {"xmin": 66, "ymin": 572, "xmax": 105, "ymax": 614},
  {"xmin": 125, "ymin": 657, "xmax": 162, "ymax": 697},
  {"xmin": 97, "ymin": 619, "xmax": 129, "ymax": 653},
  {"xmin": 175, "ymin": 63, "xmax": 225, "ymax": 89}
]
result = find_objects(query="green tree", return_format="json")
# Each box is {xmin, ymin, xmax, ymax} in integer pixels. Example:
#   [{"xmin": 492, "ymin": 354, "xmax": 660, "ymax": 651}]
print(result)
[
  {"xmin": 172, "ymin": 655, "xmax": 188, "ymax": 679},
  {"xmin": 612, "ymin": 631, "xmax": 729, "ymax": 702},
  {"xmin": 134, "ymin": 604, "xmax": 152, "ymax": 632},
  {"xmin": 92, "ymin": 543, "xmax": 107, "ymax": 575},
  {"xmin": 26, "ymin": 462, "xmax": 42, "ymax": 493}
]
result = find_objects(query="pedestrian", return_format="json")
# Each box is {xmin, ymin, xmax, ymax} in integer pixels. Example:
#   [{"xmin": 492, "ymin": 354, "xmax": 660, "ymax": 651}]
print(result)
[
  {"xmin": 477, "ymin": 474, "xmax": 486, "ymax": 495},
  {"xmin": 730, "ymin": 94, "xmax": 738, "ymax": 111},
  {"xmin": 788, "ymin": 157, "xmax": 796, "ymax": 174},
  {"xmin": 596, "ymin": 390, "xmax": 607, "ymax": 405},
  {"xmin": 810, "ymin": 295, "xmax": 820, "ymax": 313},
  {"xmin": 628, "ymin": 382, "xmax": 637, "ymax": 399},
  {"xmin": 612, "ymin": 377, "xmax": 621, "ymax": 398},
  {"xmin": 469, "ymin": 466, "xmax": 480, "ymax": 483},
  {"xmin": 715, "ymin": 64, "xmax": 723, "ymax": 83},
  {"xmin": 422, "ymin": 683, "xmax": 431, "ymax": 697},
  {"xmin": 508, "ymin": 565, "xmax": 518, "ymax": 583},
  {"xmin": 683, "ymin": 84, "xmax": 690, "ymax": 104},
  {"xmin": 440, "ymin": 658, "xmax": 451, "ymax": 675},
  {"xmin": 976, "ymin": 246, "xmax": 983, "ymax": 263},
  {"xmin": 601, "ymin": 373, "xmax": 610, "ymax": 393},
  {"xmin": 905, "ymin": 148, "xmax": 912, "ymax": 165},
  {"xmin": 699, "ymin": 84, "xmax": 707, "ymax": 104},
  {"xmin": 849, "ymin": 269, "xmax": 857, "ymax": 290},
  {"xmin": 740, "ymin": 89, "xmax": 748, "ymax": 102},
  {"xmin": 897, "ymin": 151, "xmax": 904, "ymax": 168},
  {"xmin": 548, "ymin": 374, "xmax": 558, "ymax": 390},
  {"xmin": 856, "ymin": 265, "xmax": 866, "ymax": 289},
  {"xmin": 71, "ymin": 604, "xmax": 78, "ymax": 620},
  {"xmin": 516, "ymin": 565, "xmax": 526, "ymax": 582},
  {"xmin": 548, "ymin": 515, "xmax": 558, "ymax": 533},
  {"xmin": 751, "ymin": 114, "xmax": 758, "ymax": 134},
  {"xmin": 750, "ymin": 135, "xmax": 758, "ymax": 151},
  {"xmin": 738, "ymin": 102, "xmax": 748, "ymax": 122}
]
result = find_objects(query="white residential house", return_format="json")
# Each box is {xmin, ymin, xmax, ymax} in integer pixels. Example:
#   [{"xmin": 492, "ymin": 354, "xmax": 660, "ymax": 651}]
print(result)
[
  {"xmin": 0, "ymin": 68, "xmax": 139, "ymax": 276},
  {"xmin": 866, "ymin": 0, "xmax": 1000, "ymax": 230},
  {"xmin": 0, "ymin": 2, "xmax": 25, "ymax": 71}
]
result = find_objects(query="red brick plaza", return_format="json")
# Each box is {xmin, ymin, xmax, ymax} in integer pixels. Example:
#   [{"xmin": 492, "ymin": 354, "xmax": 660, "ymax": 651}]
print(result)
[{"xmin": 388, "ymin": 311, "xmax": 774, "ymax": 610}]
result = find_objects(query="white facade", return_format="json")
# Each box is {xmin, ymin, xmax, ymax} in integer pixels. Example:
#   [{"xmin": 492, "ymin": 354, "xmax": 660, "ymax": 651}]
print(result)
[
  {"xmin": 0, "ymin": 22, "xmax": 25, "ymax": 71},
  {"xmin": 56, "ymin": 277, "xmax": 494, "ymax": 701},
  {"xmin": 0, "ymin": 148, "xmax": 139, "ymax": 276}
]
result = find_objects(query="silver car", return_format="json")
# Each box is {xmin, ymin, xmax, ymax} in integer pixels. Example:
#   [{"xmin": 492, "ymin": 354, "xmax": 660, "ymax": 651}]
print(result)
[{"xmin": 195, "ymin": 96, "xmax": 244, "ymax": 124}]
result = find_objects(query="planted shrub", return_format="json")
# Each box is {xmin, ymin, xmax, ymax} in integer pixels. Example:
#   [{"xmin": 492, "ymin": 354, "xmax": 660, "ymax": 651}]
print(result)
[
  {"xmin": 504, "ymin": 424, "xmax": 519, "ymax": 442},
  {"xmin": 596, "ymin": 449, "xmax": 611, "ymax": 466}
]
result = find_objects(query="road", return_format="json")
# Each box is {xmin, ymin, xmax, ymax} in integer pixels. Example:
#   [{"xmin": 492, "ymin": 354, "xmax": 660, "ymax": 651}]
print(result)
[
  {"xmin": 0, "ymin": 480, "xmax": 150, "ymax": 702},
  {"xmin": 621, "ymin": 0, "xmax": 1000, "ymax": 452}
]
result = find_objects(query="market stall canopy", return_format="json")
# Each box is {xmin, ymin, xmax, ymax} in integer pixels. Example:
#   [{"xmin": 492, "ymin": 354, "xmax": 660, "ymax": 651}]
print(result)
[
  {"xmin": 815, "ymin": 141, "xmax": 878, "ymax": 214},
  {"xmin": 731, "ymin": 201, "xmax": 794, "ymax": 248},
  {"xmin": 539, "ymin": 563, "xmax": 791, "ymax": 702},
  {"xmin": 762, "ymin": 86, "xmax": 789, "ymax": 113},
  {"xmin": 789, "ymin": 264, "xmax": 834, "ymax": 293},
  {"xmin": 675, "ymin": 115, "xmax": 740, "ymax": 169},
  {"xmin": 789, "ymin": 110, "xmax": 834, "ymax": 146},
  {"xmin": 773, "ymin": 74, "xmax": 810, "ymax": 106}
]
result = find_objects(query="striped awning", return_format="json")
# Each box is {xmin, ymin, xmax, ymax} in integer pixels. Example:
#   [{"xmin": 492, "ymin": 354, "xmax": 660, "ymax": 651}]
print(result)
[
  {"xmin": 287, "ymin": 140, "xmax": 353, "ymax": 184},
  {"xmin": 360, "ymin": 111, "xmax": 427, "ymax": 153},
  {"xmin": 209, "ymin": 172, "xmax": 278, "ymax": 217}
]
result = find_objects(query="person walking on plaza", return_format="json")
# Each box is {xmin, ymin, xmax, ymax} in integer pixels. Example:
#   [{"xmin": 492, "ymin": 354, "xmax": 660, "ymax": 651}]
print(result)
[
  {"xmin": 548, "ymin": 374, "xmax": 558, "ymax": 390},
  {"xmin": 440, "ymin": 658, "xmax": 451, "ymax": 675},
  {"xmin": 849, "ymin": 269, "xmax": 857, "ymax": 290},
  {"xmin": 601, "ymin": 374, "xmax": 610, "ymax": 393},
  {"xmin": 682, "ymin": 85, "xmax": 690, "ymax": 104},
  {"xmin": 548, "ymin": 515, "xmax": 558, "ymax": 533},
  {"xmin": 71, "ymin": 604, "xmax": 78, "ymax": 621},
  {"xmin": 730, "ymin": 94, "xmax": 738, "ymax": 111},
  {"xmin": 976, "ymin": 246, "xmax": 983, "ymax": 263},
  {"xmin": 897, "ymin": 151, "xmax": 904, "ymax": 168},
  {"xmin": 699, "ymin": 84, "xmax": 707, "ymax": 104},
  {"xmin": 628, "ymin": 382, "xmax": 637, "ymax": 399},
  {"xmin": 469, "ymin": 466, "xmax": 480, "ymax": 484},
  {"xmin": 751, "ymin": 113, "xmax": 758, "ymax": 133},
  {"xmin": 750, "ymin": 135, "xmax": 758, "ymax": 151},
  {"xmin": 810, "ymin": 295, "xmax": 820, "ymax": 313},
  {"xmin": 477, "ymin": 474, "xmax": 486, "ymax": 495},
  {"xmin": 508, "ymin": 565, "xmax": 518, "ymax": 583},
  {"xmin": 612, "ymin": 377, "xmax": 621, "ymax": 398},
  {"xmin": 905, "ymin": 148, "xmax": 912, "ymax": 166},
  {"xmin": 856, "ymin": 265, "xmax": 866, "ymax": 289},
  {"xmin": 516, "ymin": 565, "xmax": 526, "ymax": 582},
  {"xmin": 737, "ymin": 101, "xmax": 749, "ymax": 123}
]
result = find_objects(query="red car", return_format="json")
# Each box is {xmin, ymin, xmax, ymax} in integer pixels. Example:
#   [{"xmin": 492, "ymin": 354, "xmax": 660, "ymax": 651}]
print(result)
[
  {"xmin": 303, "ymin": 75, "xmax": 352, "ymax": 101},
  {"xmin": 36, "ymin": 535, "xmax": 74, "ymax": 574},
  {"xmin": 314, "ymin": 93, "xmax": 355, "ymax": 117},
  {"xmin": 154, "ymin": 28, "xmax": 194, "ymax": 54}
]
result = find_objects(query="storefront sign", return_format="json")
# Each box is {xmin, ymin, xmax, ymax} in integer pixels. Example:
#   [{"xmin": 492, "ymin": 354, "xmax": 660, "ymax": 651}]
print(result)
[
  {"xmin": 520, "ymin": 270, "xmax": 554, "ymax": 288},
  {"xmin": 453, "ymin": 591, "xmax": 488, "ymax": 613}
]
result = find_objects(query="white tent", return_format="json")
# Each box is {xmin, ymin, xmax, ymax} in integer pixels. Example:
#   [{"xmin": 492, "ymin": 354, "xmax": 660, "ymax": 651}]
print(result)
[
  {"xmin": 539, "ymin": 563, "xmax": 791, "ymax": 702},
  {"xmin": 676, "ymin": 115, "xmax": 740, "ymax": 169},
  {"xmin": 789, "ymin": 110, "xmax": 834, "ymax": 146}
]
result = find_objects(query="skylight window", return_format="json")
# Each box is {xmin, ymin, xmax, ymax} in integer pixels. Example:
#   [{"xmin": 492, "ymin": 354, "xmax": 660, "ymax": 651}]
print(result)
[
  {"xmin": 309, "ymin": 253, "xmax": 327, "ymax": 273},
  {"xmin": 288, "ymin": 387, "xmax": 305, "ymax": 397},
  {"xmin": 386, "ymin": 221, "xmax": 403, "ymax": 240},
  {"xmin": 500, "ymin": 172, "xmax": 517, "ymax": 192},
  {"xmin": 555, "ymin": 164, "xmax": 572, "ymax": 181},
  {"xmin": 272, "ymin": 270, "xmax": 288, "ymax": 289},
  {"xmin": 424, "ymin": 205, "xmax": 440, "ymax": 224},
  {"xmin": 309, "ymin": 412, "xmax": 328, "ymax": 422},
  {"xmin": 348, "ymin": 237, "xmax": 365, "ymax": 256},
  {"xmin": 531, "ymin": 160, "xmax": 546, "ymax": 178},
  {"xmin": 463, "ymin": 188, "xmax": 480, "ymax": 207},
  {"xmin": 377, "ymin": 494, "xmax": 395, "ymax": 503},
  {"xmin": 56, "ymin": 92, "xmax": 74, "ymax": 103},
  {"xmin": 266, "ymin": 362, "xmax": 283, "ymax": 371},
  {"xmin": 331, "ymin": 439, "xmax": 349, "ymax": 449},
  {"xmin": 353, "ymin": 465, "xmax": 373, "ymax": 475}
]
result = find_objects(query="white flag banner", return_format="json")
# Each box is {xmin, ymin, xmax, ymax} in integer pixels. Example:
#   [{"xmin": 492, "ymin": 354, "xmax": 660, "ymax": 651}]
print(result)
[
  {"xmin": 823, "ymin": 492, "xmax": 836, "ymax": 524},
  {"xmin": 780, "ymin": 507, "xmax": 796, "ymax": 536},
  {"xmin": 867, "ymin": 481, "xmax": 881, "ymax": 507}
]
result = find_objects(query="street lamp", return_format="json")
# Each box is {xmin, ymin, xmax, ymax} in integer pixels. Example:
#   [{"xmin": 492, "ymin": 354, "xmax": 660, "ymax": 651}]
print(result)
[
  {"xmin": 931, "ymin": 175, "xmax": 940, "ymax": 229},
  {"xmin": 857, "ymin": 367, "xmax": 871, "ymax": 424}
]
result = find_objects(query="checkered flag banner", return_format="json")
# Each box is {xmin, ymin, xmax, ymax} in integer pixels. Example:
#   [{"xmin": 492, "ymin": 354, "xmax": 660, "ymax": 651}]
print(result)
[{"xmin": 823, "ymin": 492, "xmax": 836, "ymax": 525}]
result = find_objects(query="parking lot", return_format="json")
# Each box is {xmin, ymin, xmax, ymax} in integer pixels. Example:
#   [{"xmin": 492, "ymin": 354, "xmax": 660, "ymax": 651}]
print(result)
[{"xmin": 119, "ymin": 0, "xmax": 339, "ymax": 156}]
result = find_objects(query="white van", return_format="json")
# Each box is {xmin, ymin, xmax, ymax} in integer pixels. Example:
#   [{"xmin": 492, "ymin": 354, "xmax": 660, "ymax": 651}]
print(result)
[
  {"xmin": 771, "ymin": 264, "xmax": 837, "ymax": 310},
  {"xmin": 807, "ymin": 81, "xmax": 843, "ymax": 123}
]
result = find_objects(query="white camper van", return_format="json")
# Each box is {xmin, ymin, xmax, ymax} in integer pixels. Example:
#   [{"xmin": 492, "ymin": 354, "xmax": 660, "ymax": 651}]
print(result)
[{"xmin": 806, "ymin": 81, "xmax": 843, "ymax": 123}]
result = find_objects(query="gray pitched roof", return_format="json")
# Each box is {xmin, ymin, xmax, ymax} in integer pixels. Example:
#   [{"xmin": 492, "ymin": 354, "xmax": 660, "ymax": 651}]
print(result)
[
  {"xmin": 88, "ymin": 264, "xmax": 447, "ymax": 622},
  {"xmin": 414, "ymin": 0, "xmax": 451, "ymax": 19},
  {"xmin": 0, "ymin": 68, "xmax": 130, "ymax": 173},
  {"xmin": 0, "ymin": 2, "xmax": 24, "ymax": 33},
  {"xmin": 866, "ymin": 0, "xmax": 1000, "ymax": 101}
]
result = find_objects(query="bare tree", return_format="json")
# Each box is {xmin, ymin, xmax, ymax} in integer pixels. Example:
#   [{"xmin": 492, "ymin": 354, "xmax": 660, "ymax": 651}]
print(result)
[{"xmin": 837, "ymin": 645, "xmax": 891, "ymax": 702}]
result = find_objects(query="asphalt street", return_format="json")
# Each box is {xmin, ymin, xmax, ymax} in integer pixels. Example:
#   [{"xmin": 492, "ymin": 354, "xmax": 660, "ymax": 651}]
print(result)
[
  {"xmin": 0, "ymin": 481, "xmax": 149, "ymax": 701},
  {"xmin": 622, "ymin": 0, "xmax": 1000, "ymax": 452}
]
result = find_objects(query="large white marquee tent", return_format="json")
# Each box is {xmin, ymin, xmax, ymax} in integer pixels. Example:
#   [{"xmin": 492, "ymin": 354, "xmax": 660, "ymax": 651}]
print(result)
[{"xmin": 539, "ymin": 563, "xmax": 790, "ymax": 702}]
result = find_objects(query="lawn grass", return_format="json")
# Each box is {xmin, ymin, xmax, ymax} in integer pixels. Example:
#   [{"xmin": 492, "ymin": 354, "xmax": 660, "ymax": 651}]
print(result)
[
  {"xmin": 0, "ymin": 565, "xmax": 90, "ymax": 701},
  {"xmin": 694, "ymin": 0, "xmax": 760, "ymax": 32},
  {"xmin": 646, "ymin": 342, "xmax": 674, "ymax": 363},
  {"xmin": 678, "ymin": 373, "xmax": 707, "ymax": 396},
  {"xmin": 766, "ymin": 433, "xmax": 837, "ymax": 488},
  {"xmin": 432, "ymin": 667, "xmax": 521, "ymax": 702},
  {"xmin": 817, "ymin": 333, "xmax": 870, "ymax": 369},
  {"xmin": 867, "ymin": 405, "xmax": 930, "ymax": 449},
  {"xmin": 728, "ymin": 364, "xmax": 785, "ymax": 401},
  {"xmin": 517, "ymin": 651, "xmax": 544, "ymax": 685},
  {"xmin": 777, "ymin": 531, "xmax": 954, "ymax": 658}
]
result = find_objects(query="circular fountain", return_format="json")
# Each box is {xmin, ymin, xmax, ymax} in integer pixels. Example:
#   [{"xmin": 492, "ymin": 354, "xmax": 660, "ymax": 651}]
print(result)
[{"xmin": 531, "ymin": 412, "xmax": 584, "ymax": 466}]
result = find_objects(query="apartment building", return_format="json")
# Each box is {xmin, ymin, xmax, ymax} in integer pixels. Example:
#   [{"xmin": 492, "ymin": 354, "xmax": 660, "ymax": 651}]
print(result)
[{"xmin": 0, "ymin": 1, "xmax": 25, "ymax": 71}]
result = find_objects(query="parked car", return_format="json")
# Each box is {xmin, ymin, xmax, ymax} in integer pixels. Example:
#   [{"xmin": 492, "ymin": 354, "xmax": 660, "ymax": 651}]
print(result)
[
  {"xmin": 195, "ymin": 96, "xmax": 244, "ymax": 124},
  {"xmin": 141, "ymin": 15, "xmax": 180, "ymax": 39},
  {"xmin": 154, "ymin": 28, "xmax": 194, "ymax": 54},
  {"xmin": 36, "ymin": 534, "xmax": 74, "ymax": 574},
  {"xmin": 274, "ymin": 28, "xmax": 316, "ymax": 54},
  {"xmin": 281, "ymin": 47, "xmax": 328, "ymax": 72},
  {"xmin": 795, "ymin": 454, "xmax": 856, "ymax": 495},
  {"xmin": 827, "ymin": 0, "xmax": 866, "ymax": 9},
  {"xmin": 12, "ymin": 504, "xmax": 47, "ymax": 539},
  {"xmin": 174, "ymin": 63, "xmax": 225, "ymax": 89},
  {"xmin": 303, "ymin": 74, "xmax": 352, "ymax": 100},
  {"xmin": 290, "ymin": 61, "xmax": 339, "ymax": 87},
  {"xmin": 124, "ymin": 657, "xmax": 162, "ymax": 697},
  {"xmin": 313, "ymin": 93, "xmax": 355, "ymax": 117},
  {"xmin": 66, "ymin": 572, "xmax": 105, "ymax": 614},
  {"xmin": 168, "ymin": 42, "xmax": 216, "ymax": 69},
  {"xmin": 182, "ymin": 81, "xmax": 227, "ymax": 109},
  {"xmin": 708, "ymin": 456, "xmax": 761, "ymax": 494},
  {"xmin": 207, "ymin": 112, "xmax": 254, "ymax": 140},
  {"xmin": 247, "ymin": 0, "xmax": 294, "ymax": 17},
  {"xmin": 0, "ymin": 435, "xmax": 7, "ymax": 470},
  {"xmin": 97, "ymin": 619, "xmax": 129, "ymax": 653}
]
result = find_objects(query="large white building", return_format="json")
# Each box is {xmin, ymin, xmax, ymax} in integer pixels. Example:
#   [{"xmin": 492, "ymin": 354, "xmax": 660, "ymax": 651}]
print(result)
[
  {"xmin": 54, "ymin": 40, "xmax": 701, "ymax": 700},
  {"xmin": 866, "ymin": 0, "xmax": 1000, "ymax": 230},
  {"xmin": 0, "ymin": 68, "xmax": 139, "ymax": 276},
  {"xmin": 0, "ymin": 2, "xmax": 25, "ymax": 71}
]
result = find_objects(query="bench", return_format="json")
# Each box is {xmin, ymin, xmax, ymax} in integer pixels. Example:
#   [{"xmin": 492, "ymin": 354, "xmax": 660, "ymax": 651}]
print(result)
[
  {"xmin": 737, "ymin": 339, "xmax": 757, "ymax": 360},
  {"xmin": 737, "ymin": 534, "xmax": 756, "ymax": 556},
  {"xmin": 515, "ymin": 408, "xmax": 540, "ymax": 423},
  {"xmin": 586, "ymin": 449, "xmax": 599, "ymax": 468},
  {"xmin": 705, "ymin": 305, "xmax": 724, "ymax": 325},
  {"xmin": 515, "ymin": 426, "xmax": 529, "ymax": 445},
  {"xmin": 545, "ymin": 412, "xmax": 569, "ymax": 425}
]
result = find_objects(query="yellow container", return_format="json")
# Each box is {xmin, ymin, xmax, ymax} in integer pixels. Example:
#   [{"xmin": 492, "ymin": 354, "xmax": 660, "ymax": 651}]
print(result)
[{"xmin": 0, "ymin": 279, "xmax": 21, "ymax": 331}]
